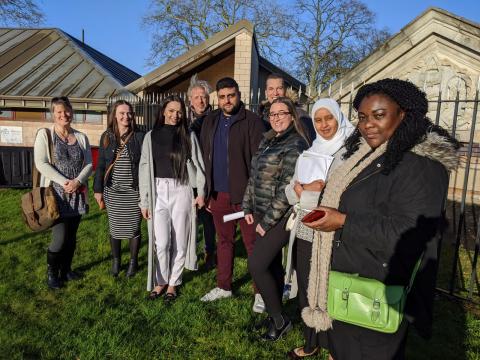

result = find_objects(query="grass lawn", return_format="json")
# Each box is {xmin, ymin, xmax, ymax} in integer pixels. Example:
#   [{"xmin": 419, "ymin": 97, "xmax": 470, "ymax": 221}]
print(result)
[{"xmin": 1, "ymin": 185, "xmax": 479, "ymax": 359}]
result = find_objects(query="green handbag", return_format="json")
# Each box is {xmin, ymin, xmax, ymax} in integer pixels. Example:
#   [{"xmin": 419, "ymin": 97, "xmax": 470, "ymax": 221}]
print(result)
[{"xmin": 327, "ymin": 257, "xmax": 422, "ymax": 334}]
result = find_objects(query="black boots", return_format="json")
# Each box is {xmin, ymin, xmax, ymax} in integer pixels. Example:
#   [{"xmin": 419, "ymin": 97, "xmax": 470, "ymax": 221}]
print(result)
[
  {"xmin": 110, "ymin": 236, "xmax": 121, "ymax": 277},
  {"xmin": 47, "ymin": 250, "xmax": 64, "ymax": 289},
  {"xmin": 126, "ymin": 235, "xmax": 140, "ymax": 278},
  {"xmin": 60, "ymin": 240, "xmax": 82, "ymax": 281},
  {"xmin": 260, "ymin": 315, "xmax": 292, "ymax": 341}
]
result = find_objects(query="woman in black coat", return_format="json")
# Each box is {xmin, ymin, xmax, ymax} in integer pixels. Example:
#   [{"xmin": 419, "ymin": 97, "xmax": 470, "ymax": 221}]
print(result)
[
  {"xmin": 94, "ymin": 100, "xmax": 145, "ymax": 277},
  {"xmin": 298, "ymin": 79, "xmax": 459, "ymax": 360}
]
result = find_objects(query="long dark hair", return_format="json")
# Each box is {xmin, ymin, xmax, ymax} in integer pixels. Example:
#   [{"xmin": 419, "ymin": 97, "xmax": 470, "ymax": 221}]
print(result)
[
  {"xmin": 104, "ymin": 100, "xmax": 137, "ymax": 147},
  {"xmin": 343, "ymin": 79, "xmax": 459, "ymax": 175},
  {"xmin": 154, "ymin": 95, "xmax": 191, "ymax": 184}
]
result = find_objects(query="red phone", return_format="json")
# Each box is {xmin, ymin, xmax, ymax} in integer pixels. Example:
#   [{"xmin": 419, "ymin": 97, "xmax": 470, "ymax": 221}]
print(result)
[{"xmin": 301, "ymin": 209, "xmax": 326, "ymax": 223}]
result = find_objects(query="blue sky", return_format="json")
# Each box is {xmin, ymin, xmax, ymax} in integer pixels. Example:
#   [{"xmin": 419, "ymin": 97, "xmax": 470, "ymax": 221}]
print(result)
[{"xmin": 40, "ymin": 0, "xmax": 480, "ymax": 76}]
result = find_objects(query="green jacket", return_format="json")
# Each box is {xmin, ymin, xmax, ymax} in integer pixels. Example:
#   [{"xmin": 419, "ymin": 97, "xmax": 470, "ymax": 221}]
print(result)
[{"xmin": 242, "ymin": 124, "xmax": 308, "ymax": 231}]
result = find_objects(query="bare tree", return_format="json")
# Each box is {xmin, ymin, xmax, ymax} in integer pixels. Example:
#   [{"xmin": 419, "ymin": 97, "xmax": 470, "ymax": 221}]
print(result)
[
  {"xmin": 0, "ymin": 0, "xmax": 44, "ymax": 26},
  {"xmin": 291, "ymin": 0, "xmax": 390, "ymax": 97},
  {"xmin": 144, "ymin": 0, "xmax": 292, "ymax": 66}
]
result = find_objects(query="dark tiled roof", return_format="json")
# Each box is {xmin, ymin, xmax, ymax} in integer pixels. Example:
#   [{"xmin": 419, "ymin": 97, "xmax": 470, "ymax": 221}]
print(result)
[{"xmin": 0, "ymin": 28, "xmax": 140, "ymax": 99}]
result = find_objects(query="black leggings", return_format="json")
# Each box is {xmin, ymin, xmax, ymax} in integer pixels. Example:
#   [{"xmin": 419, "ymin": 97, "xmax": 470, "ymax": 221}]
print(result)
[
  {"xmin": 248, "ymin": 217, "xmax": 289, "ymax": 316},
  {"xmin": 49, "ymin": 216, "xmax": 82, "ymax": 254}
]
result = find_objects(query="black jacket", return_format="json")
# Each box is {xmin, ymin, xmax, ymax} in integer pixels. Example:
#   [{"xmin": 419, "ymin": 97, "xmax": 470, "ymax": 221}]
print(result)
[
  {"xmin": 332, "ymin": 133, "xmax": 457, "ymax": 338},
  {"xmin": 200, "ymin": 102, "xmax": 265, "ymax": 204},
  {"xmin": 93, "ymin": 129, "xmax": 145, "ymax": 193},
  {"xmin": 189, "ymin": 105, "xmax": 212, "ymax": 140}
]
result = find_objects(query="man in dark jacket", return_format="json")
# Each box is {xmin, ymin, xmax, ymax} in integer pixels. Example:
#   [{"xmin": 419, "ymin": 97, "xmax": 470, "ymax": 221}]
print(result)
[
  {"xmin": 187, "ymin": 75, "xmax": 216, "ymax": 270},
  {"xmin": 200, "ymin": 77, "xmax": 265, "ymax": 302},
  {"xmin": 258, "ymin": 73, "xmax": 316, "ymax": 145}
]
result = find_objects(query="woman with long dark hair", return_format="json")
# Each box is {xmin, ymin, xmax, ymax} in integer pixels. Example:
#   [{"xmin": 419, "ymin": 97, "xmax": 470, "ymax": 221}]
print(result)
[
  {"xmin": 139, "ymin": 95, "xmax": 205, "ymax": 302},
  {"xmin": 94, "ymin": 100, "xmax": 145, "ymax": 277}
]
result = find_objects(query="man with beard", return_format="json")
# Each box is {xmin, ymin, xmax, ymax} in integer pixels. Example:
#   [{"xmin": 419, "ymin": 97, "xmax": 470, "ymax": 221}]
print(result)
[
  {"xmin": 200, "ymin": 77, "xmax": 265, "ymax": 309},
  {"xmin": 259, "ymin": 73, "xmax": 316, "ymax": 145},
  {"xmin": 187, "ymin": 75, "xmax": 216, "ymax": 270}
]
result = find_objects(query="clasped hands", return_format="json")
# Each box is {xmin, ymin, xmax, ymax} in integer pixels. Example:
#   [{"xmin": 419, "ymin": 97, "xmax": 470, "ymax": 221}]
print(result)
[{"xmin": 63, "ymin": 179, "xmax": 81, "ymax": 194}]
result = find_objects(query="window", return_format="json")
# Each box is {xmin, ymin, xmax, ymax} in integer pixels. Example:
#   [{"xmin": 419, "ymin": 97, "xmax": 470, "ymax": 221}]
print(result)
[
  {"xmin": 0, "ymin": 109, "xmax": 15, "ymax": 120},
  {"xmin": 72, "ymin": 111, "xmax": 103, "ymax": 124}
]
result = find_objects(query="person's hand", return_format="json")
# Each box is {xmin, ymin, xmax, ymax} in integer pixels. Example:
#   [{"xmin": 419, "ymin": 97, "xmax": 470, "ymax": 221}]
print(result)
[
  {"xmin": 294, "ymin": 181, "xmax": 303, "ymax": 198},
  {"xmin": 303, "ymin": 179, "xmax": 325, "ymax": 192},
  {"xmin": 245, "ymin": 214, "xmax": 254, "ymax": 225},
  {"xmin": 94, "ymin": 193, "xmax": 104, "ymax": 206},
  {"xmin": 141, "ymin": 208, "xmax": 150, "ymax": 220},
  {"xmin": 205, "ymin": 199, "xmax": 212, "ymax": 213},
  {"xmin": 256, "ymin": 224, "xmax": 266, "ymax": 237},
  {"xmin": 63, "ymin": 179, "xmax": 80, "ymax": 193},
  {"xmin": 194, "ymin": 196, "xmax": 205, "ymax": 209},
  {"xmin": 303, "ymin": 206, "xmax": 346, "ymax": 232}
]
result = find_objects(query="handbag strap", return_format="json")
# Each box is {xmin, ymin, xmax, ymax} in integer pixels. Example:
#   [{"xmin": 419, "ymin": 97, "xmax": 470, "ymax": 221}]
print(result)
[
  {"xmin": 104, "ymin": 131, "xmax": 133, "ymax": 181},
  {"xmin": 32, "ymin": 128, "xmax": 54, "ymax": 189},
  {"xmin": 406, "ymin": 253, "xmax": 424, "ymax": 293}
]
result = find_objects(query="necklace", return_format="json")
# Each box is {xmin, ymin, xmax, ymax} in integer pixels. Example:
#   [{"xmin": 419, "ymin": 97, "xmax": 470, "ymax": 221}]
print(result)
[{"xmin": 54, "ymin": 126, "xmax": 71, "ymax": 142}]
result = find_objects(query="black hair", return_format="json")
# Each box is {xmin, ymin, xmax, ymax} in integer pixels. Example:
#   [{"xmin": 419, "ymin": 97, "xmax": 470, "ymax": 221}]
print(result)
[
  {"xmin": 216, "ymin": 77, "xmax": 239, "ymax": 92},
  {"xmin": 154, "ymin": 95, "xmax": 191, "ymax": 184},
  {"xmin": 344, "ymin": 78, "xmax": 459, "ymax": 174}
]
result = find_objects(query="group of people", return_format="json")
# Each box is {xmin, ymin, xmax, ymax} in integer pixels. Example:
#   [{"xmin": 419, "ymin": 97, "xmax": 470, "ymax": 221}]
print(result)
[{"xmin": 34, "ymin": 73, "xmax": 459, "ymax": 359}]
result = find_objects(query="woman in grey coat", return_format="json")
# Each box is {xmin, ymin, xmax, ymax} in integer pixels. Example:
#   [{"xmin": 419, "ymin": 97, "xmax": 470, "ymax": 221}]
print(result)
[{"xmin": 139, "ymin": 95, "xmax": 205, "ymax": 302}]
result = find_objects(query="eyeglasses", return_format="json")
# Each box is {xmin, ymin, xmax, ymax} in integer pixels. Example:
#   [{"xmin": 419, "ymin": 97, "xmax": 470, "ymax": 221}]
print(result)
[{"xmin": 268, "ymin": 111, "xmax": 291, "ymax": 120}]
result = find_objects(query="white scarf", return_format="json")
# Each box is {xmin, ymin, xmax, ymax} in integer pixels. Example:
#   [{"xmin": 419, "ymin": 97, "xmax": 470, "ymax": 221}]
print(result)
[{"xmin": 308, "ymin": 98, "xmax": 355, "ymax": 156}]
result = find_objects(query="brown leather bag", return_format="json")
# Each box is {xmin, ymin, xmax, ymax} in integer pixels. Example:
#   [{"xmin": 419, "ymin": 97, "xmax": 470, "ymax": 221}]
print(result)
[{"xmin": 21, "ymin": 129, "xmax": 60, "ymax": 231}]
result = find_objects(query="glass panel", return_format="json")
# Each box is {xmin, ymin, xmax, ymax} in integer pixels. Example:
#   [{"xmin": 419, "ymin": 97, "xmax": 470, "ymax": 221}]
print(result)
[
  {"xmin": 0, "ymin": 109, "xmax": 14, "ymax": 119},
  {"xmin": 84, "ymin": 111, "xmax": 102, "ymax": 124}
]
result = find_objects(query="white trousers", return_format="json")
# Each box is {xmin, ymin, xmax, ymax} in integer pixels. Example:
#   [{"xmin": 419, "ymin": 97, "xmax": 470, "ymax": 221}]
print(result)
[{"xmin": 153, "ymin": 178, "xmax": 192, "ymax": 286}]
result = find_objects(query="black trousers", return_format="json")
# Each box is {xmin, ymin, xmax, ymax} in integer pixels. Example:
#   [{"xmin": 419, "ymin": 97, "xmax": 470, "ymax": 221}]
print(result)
[
  {"xmin": 248, "ymin": 217, "xmax": 289, "ymax": 316},
  {"xmin": 197, "ymin": 207, "xmax": 216, "ymax": 254},
  {"xmin": 194, "ymin": 188, "xmax": 216, "ymax": 254},
  {"xmin": 49, "ymin": 216, "xmax": 82, "ymax": 261},
  {"xmin": 294, "ymin": 238, "xmax": 329, "ymax": 352}
]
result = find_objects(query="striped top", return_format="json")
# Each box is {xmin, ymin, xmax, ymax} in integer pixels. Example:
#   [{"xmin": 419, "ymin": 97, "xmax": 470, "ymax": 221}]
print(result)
[{"xmin": 104, "ymin": 146, "xmax": 141, "ymax": 239}]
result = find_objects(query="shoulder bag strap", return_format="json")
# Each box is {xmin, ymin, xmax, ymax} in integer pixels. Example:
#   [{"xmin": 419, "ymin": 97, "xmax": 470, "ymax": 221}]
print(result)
[
  {"xmin": 406, "ymin": 252, "xmax": 424, "ymax": 293},
  {"xmin": 32, "ymin": 128, "xmax": 54, "ymax": 189},
  {"xmin": 103, "ymin": 131, "xmax": 133, "ymax": 181}
]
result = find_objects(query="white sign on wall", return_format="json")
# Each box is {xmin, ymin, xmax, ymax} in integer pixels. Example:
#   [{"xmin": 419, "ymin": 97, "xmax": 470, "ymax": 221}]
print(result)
[{"xmin": 0, "ymin": 126, "xmax": 23, "ymax": 144}]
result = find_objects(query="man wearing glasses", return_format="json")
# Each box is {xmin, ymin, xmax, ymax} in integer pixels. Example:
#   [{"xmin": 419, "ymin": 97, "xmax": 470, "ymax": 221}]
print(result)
[{"xmin": 200, "ymin": 77, "xmax": 265, "ymax": 308}]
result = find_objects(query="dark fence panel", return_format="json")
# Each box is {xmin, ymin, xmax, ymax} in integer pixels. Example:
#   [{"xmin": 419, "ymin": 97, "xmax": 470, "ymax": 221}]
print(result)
[{"xmin": 0, "ymin": 146, "xmax": 33, "ymax": 188}]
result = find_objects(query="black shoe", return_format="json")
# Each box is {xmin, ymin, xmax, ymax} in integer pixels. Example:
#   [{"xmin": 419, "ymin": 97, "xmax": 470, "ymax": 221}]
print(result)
[
  {"xmin": 110, "ymin": 236, "xmax": 121, "ymax": 277},
  {"xmin": 253, "ymin": 316, "xmax": 271, "ymax": 331},
  {"xmin": 126, "ymin": 259, "xmax": 138, "ymax": 278},
  {"xmin": 47, "ymin": 251, "xmax": 64, "ymax": 290},
  {"xmin": 60, "ymin": 269, "xmax": 82, "ymax": 281},
  {"xmin": 260, "ymin": 317, "xmax": 292, "ymax": 341},
  {"xmin": 126, "ymin": 235, "xmax": 140, "ymax": 278},
  {"xmin": 111, "ymin": 258, "xmax": 120, "ymax": 277}
]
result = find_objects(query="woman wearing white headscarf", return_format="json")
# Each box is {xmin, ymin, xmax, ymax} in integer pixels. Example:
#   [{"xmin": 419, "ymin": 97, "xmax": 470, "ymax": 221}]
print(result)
[{"xmin": 284, "ymin": 98, "xmax": 354, "ymax": 358}]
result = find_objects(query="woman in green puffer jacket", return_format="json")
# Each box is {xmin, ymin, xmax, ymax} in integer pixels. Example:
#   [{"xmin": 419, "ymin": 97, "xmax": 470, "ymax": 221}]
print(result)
[{"xmin": 243, "ymin": 96, "xmax": 309, "ymax": 341}]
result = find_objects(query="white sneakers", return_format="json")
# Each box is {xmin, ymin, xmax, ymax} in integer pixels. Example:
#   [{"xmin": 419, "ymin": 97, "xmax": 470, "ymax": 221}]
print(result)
[
  {"xmin": 200, "ymin": 287, "xmax": 265, "ymax": 314},
  {"xmin": 200, "ymin": 287, "xmax": 232, "ymax": 302},
  {"xmin": 252, "ymin": 293, "xmax": 265, "ymax": 313}
]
